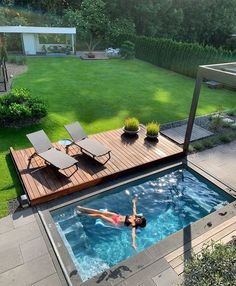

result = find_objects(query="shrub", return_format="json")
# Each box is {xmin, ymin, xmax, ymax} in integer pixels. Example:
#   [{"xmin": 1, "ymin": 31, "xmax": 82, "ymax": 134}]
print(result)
[
  {"xmin": 202, "ymin": 138, "xmax": 214, "ymax": 149},
  {"xmin": 124, "ymin": 117, "xmax": 139, "ymax": 131},
  {"xmin": 210, "ymin": 116, "xmax": 223, "ymax": 131},
  {"xmin": 7, "ymin": 55, "xmax": 27, "ymax": 65},
  {"xmin": 120, "ymin": 41, "xmax": 135, "ymax": 59},
  {"xmin": 219, "ymin": 134, "xmax": 232, "ymax": 143},
  {"xmin": 192, "ymin": 142, "xmax": 204, "ymax": 151},
  {"xmin": 231, "ymin": 123, "xmax": 236, "ymax": 130},
  {"xmin": 146, "ymin": 122, "xmax": 160, "ymax": 136},
  {"xmin": 180, "ymin": 242, "xmax": 236, "ymax": 286},
  {"xmin": 0, "ymin": 46, "xmax": 8, "ymax": 62},
  {"xmin": 226, "ymin": 108, "xmax": 236, "ymax": 116},
  {"xmin": 0, "ymin": 88, "xmax": 47, "ymax": 127},
  {"xmin": 188, "ymin": 144, "xmax": 194, "ymax": 153}
]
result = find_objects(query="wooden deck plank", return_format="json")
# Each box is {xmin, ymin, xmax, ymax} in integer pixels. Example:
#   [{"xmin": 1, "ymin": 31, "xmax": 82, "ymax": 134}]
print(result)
[
  {"xmin": 10, "ymin": 127, "xmax": 183, "ymax": 205},
  {"xmin": 169, "ymin": 221, "xmax": 236, "ymax": 269},
  {"xmin": 174, "ymin": 228, "xmax": 236, "ymax": 275},
  {"xmin": 165, "ymin": 215, "xmax": 236, "ymax": 262}
]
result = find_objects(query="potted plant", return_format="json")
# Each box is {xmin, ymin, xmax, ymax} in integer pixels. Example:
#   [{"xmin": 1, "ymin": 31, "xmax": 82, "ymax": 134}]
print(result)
[
  {"xmin": 123, "ymin": 117, "xmax": 140, "ymax": 135},
  {"xmin": 146, "ymin": 122, "xmax": 160, "ymax": 139},
  {"xmin": 87, "ymin": 52, "xmax": 95, "ymax": 58}
]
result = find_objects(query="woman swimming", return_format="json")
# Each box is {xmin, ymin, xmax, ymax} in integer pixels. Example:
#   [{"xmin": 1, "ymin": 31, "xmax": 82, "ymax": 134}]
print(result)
[{"xmin": 76, "ymin": 198, "xmax": 146, "ymax": 250}]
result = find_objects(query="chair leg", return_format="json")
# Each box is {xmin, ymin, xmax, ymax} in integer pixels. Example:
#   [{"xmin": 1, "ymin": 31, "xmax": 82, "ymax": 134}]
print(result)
[
  {"xmin": 101, "ymin": 152, "xmax": 111, "ymax": 165},
  {"xmin": 27, "ymin": 153, "xmax": 37, "ymax": 168},
  {"xmin": 68, "ymin": 163, "xmax": 79, "ymax": 178}
]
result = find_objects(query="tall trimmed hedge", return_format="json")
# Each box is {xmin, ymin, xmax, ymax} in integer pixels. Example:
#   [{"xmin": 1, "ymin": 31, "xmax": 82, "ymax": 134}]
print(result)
[{"xmin": 115, "ymin": 35, "xmax": 236, "ymax": 78}]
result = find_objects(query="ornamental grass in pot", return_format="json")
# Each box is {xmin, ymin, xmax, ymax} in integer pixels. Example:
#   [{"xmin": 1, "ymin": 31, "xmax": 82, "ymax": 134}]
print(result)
[
  {"xmin": 123, "ymin": 117, "xmax": 140, "ymax": 135},
  {"xmin": 146, "ymin": 122, "xmax": 160, "ymax": 139}
]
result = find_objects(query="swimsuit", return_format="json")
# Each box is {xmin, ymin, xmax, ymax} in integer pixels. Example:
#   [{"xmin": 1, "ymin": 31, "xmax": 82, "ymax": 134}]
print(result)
[
  {"xmin": 124, "ymin": 215, "xmax": 131, "ymax": 227},
  {"xmin": 112, "ymin": 215, "xmax": 120, "ymax": 225},
  {"xmin": 112, "ymin": 215, "xmax": 132, "ymax": 226}
]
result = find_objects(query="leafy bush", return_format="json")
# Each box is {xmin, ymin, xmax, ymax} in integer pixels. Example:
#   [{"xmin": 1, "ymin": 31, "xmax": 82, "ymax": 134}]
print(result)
[
  {"xmin": 181, "ymin": 242, "xmax": 236, "ymax": 286},
  {"xmin": 7, "ymin": 55, "xmax": 27, "ymax": 65},
  {"xmin": 120, "ymin": 41, "xmax": 135, "ymax": 59},
  {"xmin": 124, "ymin": 117, "xmax": 140, "ymax": 131},
  {"xmin": 202, "ymin": 138, "xmax": 214, "ymax": 148},
  {"xmin": 146, "ymin": 122, "xmax": 160, "ymax": 136},
  {"xmin": 0, "ymin": 46, "xmax": 8, "ymax": 62},
  {"xmin": 226, "ymin": 108, "xmax": 236, "ymax": 116},
  {"xmin": 0, "ymin": 88, "xmax": 47, "ymax": 127},
  {"xmin": 192, "ymin": 142, "xmax": 204, "ymax": 151},
  {"xmin": 231, "ymin": 123, "xmax": 236, "ymax": 130},
  {"xmin": 219, "ymin": 134, "xmax": 232, "ymax": 143},
  {"xmin": 188, "ymin": 144, "xmax": 194, "ymax": 153},
  {"xmin": 210, "ymin": 116, "xmax": 223, "ymax": 131}
]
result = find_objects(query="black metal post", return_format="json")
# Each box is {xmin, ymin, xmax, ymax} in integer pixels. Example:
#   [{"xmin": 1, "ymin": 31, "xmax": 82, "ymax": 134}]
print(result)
[{"xmin": 183, "ymin": 72, "xmax": 203, "ymax": 154}]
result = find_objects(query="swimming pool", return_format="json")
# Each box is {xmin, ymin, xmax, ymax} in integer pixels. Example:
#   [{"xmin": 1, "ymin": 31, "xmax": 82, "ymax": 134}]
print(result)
[{"xmin": 51, "ymin": 167, "xmax": 234, "ymax": 281}]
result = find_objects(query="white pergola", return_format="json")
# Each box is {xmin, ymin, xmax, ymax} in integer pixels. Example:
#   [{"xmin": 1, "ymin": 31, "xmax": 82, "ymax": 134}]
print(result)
[
  {"xmin": 0, "ymin": 26, "xmax": 76, "ymax": 55},
  {"xmin": 183, "ymin": 62, "xmax": 236, "ymax": 153}
]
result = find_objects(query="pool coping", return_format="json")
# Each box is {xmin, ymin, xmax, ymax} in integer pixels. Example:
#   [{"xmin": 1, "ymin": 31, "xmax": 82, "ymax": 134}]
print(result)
[{"xmin": 37, "ymin": 159, "xmax": 236, "ymax": 286}]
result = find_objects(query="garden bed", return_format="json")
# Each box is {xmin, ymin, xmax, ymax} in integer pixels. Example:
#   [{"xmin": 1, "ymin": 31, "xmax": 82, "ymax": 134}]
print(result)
[
  {"xmin": 161, "ymin": 110, "xmax": 236, "ymax": 153},
  {"xmin": 0, "ymin": 63, "xmax": 27, "ymax": 94}
]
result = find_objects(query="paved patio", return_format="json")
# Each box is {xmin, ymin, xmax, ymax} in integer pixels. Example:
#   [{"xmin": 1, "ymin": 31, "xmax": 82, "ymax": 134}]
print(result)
[
  {"xmin": 0, "ymin": 140, "xmax": 236, "ymax": 286},
  {"xmin": 188, "ymin": 140, "xmax": 236, "ymax": 188},
  {"xmin": 0, "ymin": 208, "xmax": 66, "ymax": 286}
]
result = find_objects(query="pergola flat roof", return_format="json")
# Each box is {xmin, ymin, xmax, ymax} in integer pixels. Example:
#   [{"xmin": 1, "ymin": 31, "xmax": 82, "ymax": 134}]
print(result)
[
  {"xmin": 183, "ymin": 61, "xmax": 236, "ymax": 152},
  {"xmin": 0, "ymin": 26, "xmax": 76, "ymax": 34},
  {"xmin": 199, "ymin": 62, "xmax": 236, "ymax": 87}
]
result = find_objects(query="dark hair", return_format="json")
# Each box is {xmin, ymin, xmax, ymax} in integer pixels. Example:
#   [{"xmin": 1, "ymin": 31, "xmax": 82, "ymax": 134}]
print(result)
[{"xmin": 135, "ymin": 215, "xmax": 146, "ymax": 228}]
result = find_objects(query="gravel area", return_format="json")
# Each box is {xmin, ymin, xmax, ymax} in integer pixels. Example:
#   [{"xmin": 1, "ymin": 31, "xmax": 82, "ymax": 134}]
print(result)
[{"xmin": 0, "ymin": 63, "xmax": 28, "ymax": 94}]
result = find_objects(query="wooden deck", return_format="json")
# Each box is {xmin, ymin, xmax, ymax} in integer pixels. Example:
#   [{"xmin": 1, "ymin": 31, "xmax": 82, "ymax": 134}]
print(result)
[
  {"xmin": 165, "ymin": 215, "xmax": 236, "ymax": 276},
  {"xmin": 10, "ymin": 126, "xmax": 183, "ymax": 205}
]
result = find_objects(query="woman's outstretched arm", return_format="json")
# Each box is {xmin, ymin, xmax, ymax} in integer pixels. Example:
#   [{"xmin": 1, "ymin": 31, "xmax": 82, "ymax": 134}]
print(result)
[
  {"xmin": 131, "ymin": 227, "xmax": 137, "ymax": 250},
  {"xmin": 132, "ymin": 198, "xmax": 137, "ymax": 216}
]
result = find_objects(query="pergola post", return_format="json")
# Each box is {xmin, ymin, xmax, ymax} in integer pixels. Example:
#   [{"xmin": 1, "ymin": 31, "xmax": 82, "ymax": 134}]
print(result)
[
  {"xmin": 72, "ymin": 33, "xmax": 76, "ymax": 55},
  {"xmin": 183, "ymin": 71, "xmax": 203, "ymax": 154},
  {"xmin": 183, "ymin": 62, "xmax": 236, "ymax": 154}
]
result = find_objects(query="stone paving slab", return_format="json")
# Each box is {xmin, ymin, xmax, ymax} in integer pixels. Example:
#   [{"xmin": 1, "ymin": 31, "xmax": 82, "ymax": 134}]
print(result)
[
  {"xmin": 0, "ymin": 208, "xmax": 65, "ymax": 286},
  {"xmin": 122, "ymin": 258, "xmax": 170, "ymax": 286},
  {"xmin": 32, "ymin": 273, "xmax": 63, "ymax": 286},
  {"xmin": 0, "ymin": 246, "xmax": 23, "ymax": 274},
  {"xmin": 161, "ymin": 124, "xmax": 213, "ymax": 145},
  {"xmin": 0, "ymin": 215, "xmax": 14, "ymax": 234},
  {"xmin": 189, "ymin": 140, "xmax": 236, "ymax": 188},
  {"xmin": 0, "ymin": 254, "xmax": 56, "ymax": 286},
  {"xmin": 152, "ymin": 267, "xmax": 182, "ymax": 286},
  {"xmin": 12, "ymin": 208, "xmax": 35, "ymax": 228},
  {"xmin": 0, "ymin": 221, "xmax": 41, "ymax": 249},
  {"xmin": 20, "ymin": 236, "xmax": 48, "ymax": 263}
]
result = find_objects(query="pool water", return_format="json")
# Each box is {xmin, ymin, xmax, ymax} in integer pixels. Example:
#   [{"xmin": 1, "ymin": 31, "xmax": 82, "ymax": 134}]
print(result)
[{"xmin": 52, "ymin": 168, "xmax": 234, "ymax": 281}]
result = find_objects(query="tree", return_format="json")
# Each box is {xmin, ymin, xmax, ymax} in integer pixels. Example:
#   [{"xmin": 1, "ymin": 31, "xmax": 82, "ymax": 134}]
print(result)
[
  {"xmin": 64, "ymin": 0, "xmax": 108, "ymax": 52},
  {"xmin": 107, "ymin": 18, "xmax": 135, "ymax": 45},
  {"xmin": 173, "ymin": 0, "xmax": 236, "ymax": 47},
  {"xmin": 79, "ymin": 0, "xmax": 108, "ymax": 52}
]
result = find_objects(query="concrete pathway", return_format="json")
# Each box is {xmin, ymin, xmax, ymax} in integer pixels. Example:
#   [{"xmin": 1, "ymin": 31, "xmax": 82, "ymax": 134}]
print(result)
[
  {"xmin": 188, "ymin": 140, "xmax": 236, "ymax": 188},
  {"xmin": 0, "ymin": 208, "xmax": 66, "ymax": 286},
  {"xmin": 0, "ymin": 140, "xmax": 235, "ymax": 286}
]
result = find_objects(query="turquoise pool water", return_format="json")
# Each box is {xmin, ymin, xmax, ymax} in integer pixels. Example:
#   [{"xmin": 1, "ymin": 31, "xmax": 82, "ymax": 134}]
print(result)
[{"xmin": 52, "ymin": 168, "xmax": 234, "ymax": 281}]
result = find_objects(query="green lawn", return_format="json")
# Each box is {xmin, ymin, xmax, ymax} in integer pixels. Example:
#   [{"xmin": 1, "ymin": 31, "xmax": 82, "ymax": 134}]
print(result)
[{"xmin": 0, "ymin": 57, "xmax": 236, "ymax": 217}]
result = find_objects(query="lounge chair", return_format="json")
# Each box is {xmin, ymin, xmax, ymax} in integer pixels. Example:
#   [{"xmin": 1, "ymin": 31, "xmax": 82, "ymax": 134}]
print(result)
[
  {"xmin": 26, "ymin": 130, "xmax": 78, "ymax": 177},
  {"xmin": 64, "ymin": 122, "xmax": 111, "ymax": 165}
]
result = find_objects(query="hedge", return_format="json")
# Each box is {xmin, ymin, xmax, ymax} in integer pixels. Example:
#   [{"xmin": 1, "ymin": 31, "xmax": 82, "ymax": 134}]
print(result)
[{"xmin": 115, "ymin": 35, "xmax": 236, "ymax": 78}]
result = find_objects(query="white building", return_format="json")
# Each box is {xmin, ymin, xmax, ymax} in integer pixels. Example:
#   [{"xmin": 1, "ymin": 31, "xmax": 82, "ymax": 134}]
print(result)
[{"xmin": 0, "ymin": 26, "xmax": 76, "ymax": 55}]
